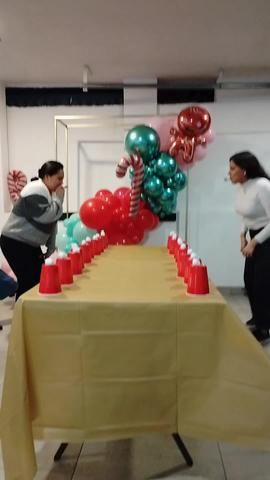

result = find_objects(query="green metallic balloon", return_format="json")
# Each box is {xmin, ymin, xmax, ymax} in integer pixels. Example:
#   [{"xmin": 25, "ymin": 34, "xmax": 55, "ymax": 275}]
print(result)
[
  {"xmin": 155, "ymin": 152, "xmax": 177, "ymax": 179},
  {"xmin": 159, "ymin": 187, "xmax": 176, "ymax": 207},
  {"xmin": 146, "ymin": 196, "xmax": 162, "ymax": 214},
  {"xmin": 130, "ymin": 165, "xmax": 153, "ymax": 182},
  {"xmin": 144, "ymin": 175, "xmax": 164, "ymax": 198},
  {"xmin": 125, "ymin": 125, "xmax": 160, "ymax": 163},
  {"xmin": 167, "ymin": 170, "xmax": 187, "ymax": 191}
]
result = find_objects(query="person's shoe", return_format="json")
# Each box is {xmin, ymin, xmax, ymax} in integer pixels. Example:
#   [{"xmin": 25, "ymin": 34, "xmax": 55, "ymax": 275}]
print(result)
[
  {"xmin": 251, "ymin": 328, "xmax": 270, "ymax": 344},
  {"xmin": 246, "ymin": 318, "xmax": 256, "ymax": 331}
]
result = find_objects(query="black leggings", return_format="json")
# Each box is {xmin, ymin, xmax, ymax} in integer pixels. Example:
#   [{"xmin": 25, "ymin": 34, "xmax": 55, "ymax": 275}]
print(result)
[
  {"xmin": 244, "ymin": 229, "xmax": 270, "ymax": 329},
  {"xmin": 0, "ymin": 235, "xmax": 44, "ymax": 300}
]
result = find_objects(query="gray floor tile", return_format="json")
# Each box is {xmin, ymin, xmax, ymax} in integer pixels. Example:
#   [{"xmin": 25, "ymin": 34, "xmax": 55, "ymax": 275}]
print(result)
[{"xmin": 219, "ymin": 441, "xmax": 270, "ymax": 480}]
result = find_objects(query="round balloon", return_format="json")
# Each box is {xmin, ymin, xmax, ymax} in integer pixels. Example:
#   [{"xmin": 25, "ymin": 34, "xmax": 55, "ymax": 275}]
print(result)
[
  {"xmin": 159, "ymin": 187, "xmax": 176, "ymax": 207},
  {"xmin": 73, "ymin": 221, "xmax": 95, "ymax": 244},
  {"xmin": 56, "ymin": 232, "xmax": 71, "ymax": 251},
  {"xmin": 137, "ymin": 209, "xmax": 155, "ymax": 230},
  {"xmin": 80, "ymin": 197, "xmax": 112, "ymax": 231},
  {"xmin": 167, "ymin": 170, "xmax": 187, "ymax": 191},
  {"xmin": 146, "ymin": 196, "xmax": 162, "ymax": 214},
  {"xmin": 177, "ymin": 106, "xmax": 211, "ymax": 138},
  {"xmin": 96, "ymin": 189, "xmax": 121, "ymax": 210},
  {"xmin": 144, "ymin": 176, "xmax": 164, "ymax": 198},
  {"xmin": 125, "ymin": 125, "xmax": 160, "ymax": 163},
  {"xmin": 65, "ymin": 213, "xmax": 80, "ymax": 237},
  {"xmin": 154, "ymin": 152, "xmax": 177, "ymax": 179}
]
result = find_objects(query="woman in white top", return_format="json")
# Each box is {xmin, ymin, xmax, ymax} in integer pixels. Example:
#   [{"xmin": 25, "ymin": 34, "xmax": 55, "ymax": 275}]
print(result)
[{"xmin": 229, "ymin": 151, "xmax": 270, "ymax": 343}]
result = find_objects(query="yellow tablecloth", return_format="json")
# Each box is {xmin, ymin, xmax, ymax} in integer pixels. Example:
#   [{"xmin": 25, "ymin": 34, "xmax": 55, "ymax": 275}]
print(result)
[{"xmin": 2, "ymin": 246, "xmax": 270, "ymax": 480}]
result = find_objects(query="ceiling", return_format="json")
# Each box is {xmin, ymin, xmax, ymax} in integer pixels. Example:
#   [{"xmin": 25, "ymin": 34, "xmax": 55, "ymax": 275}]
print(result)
[{"xmin": 1, "ymin": 0, "xmax": 270, "ymax": 86}]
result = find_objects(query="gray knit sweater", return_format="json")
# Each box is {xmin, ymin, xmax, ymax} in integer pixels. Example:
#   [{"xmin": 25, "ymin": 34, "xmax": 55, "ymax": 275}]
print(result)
[{"xmin": 1, "ymin": 179, "xmax": 63, "ymax": 254}]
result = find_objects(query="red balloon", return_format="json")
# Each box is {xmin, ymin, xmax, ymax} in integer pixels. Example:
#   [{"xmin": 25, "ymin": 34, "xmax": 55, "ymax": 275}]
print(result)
[
  {"xmin": 137, "ymin": 209, "xmax": 155, "ymax": 231},
  {"xmin": 114, "ymin": 187, "xmax": 131, "ymax": 205},
  {"xmin": 96, "ymin": 189, "xmax": 112, "ymax": 197},
  {"xmin": 80, "ymin": 197, "xmax": 112, "ymax": 230},
  {"xmin": 96, "ymin": 189, "xmax": 121, "ymax": 210},
  {"xmin": 177, "ymin": 106, "xmax": 211, "ymax": 139},
  {"xmin": 124, "ymin": 218, "xmax": 144, "ymax": 244},
  {"xmin": 129, "ymin": 229, "xmax": 144, "ymax": 244},
  {"xmin": 150, "ymin": 214, "xmax": 160, "ymax": 230},
  {"xmin": 107, "ymin": 231, "xmax": 131, "ymax": 245},
  {"xmin": 109, "ymin": 207, "xmax": 128, "ymax": 233}
]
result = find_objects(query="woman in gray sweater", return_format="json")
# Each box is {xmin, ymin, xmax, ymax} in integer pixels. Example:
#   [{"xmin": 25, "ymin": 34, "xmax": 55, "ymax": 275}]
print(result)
[{"xmin": 0, "ymin": 161, "xmax": 64, "ymax": 299}]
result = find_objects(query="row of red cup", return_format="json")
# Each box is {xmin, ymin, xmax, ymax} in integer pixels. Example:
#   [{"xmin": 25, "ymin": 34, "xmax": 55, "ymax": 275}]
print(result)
[
  {"xmin": 167, "ymin": 232, "xmax": 209, "ymax": 295},
  {"xmin": 39, "ymin": 232, "xmax": 109, "ymax": 295}
]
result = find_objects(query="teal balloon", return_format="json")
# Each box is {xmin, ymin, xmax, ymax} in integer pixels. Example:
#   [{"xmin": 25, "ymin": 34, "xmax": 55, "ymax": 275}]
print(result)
[
  {"xmin": 66, "ymin": 213, "xmax": 80, "ymax": 237},
  {"xmin": 146, "ymin": 197, "xmax": 161, "ymax": 214},
  {"xmin": 159, "ymin": 188, "xmax": 176, "ymax": 207},
  {"xmin": 64, "ymin": 239, "xmax": 75, "ymax": 253},
  {"xmin": 125, "ymin": 125, "xmax": 160, "ymax": 163},
  {"xmin": 144, "ymin": 176, "xmax": 164, "ymax": 198},
  {"xmin": 63, "ymin": 219, "xmax": 69, "ymax": 227},
  {"xmin": 130, "ymin": 165, "xmax": 153, "ymax": 182},
  {"xmin": 167, "ymin": 170, "xmax": 187, "ymax": 191},
  {"xmin": 56, "ymin": 232, "xmax": 70, "ymax": 251},
  {"xmin": 155, "ymin": 153, "xmax": 177, "ymax": 179},
  {"xmin": 73, "ymin": 221, "xmax": 95, "ymax": 244}
]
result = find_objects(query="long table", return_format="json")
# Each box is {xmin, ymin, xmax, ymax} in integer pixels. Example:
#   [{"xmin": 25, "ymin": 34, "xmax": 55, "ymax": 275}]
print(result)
[{"xmin": 2, "ymin": 246, "xmax": 270, "ymax": 480}]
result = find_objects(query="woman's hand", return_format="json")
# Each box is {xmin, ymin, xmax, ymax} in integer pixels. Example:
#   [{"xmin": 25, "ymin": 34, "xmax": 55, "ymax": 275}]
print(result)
[
  {"xmin": 242, "ymin": 238, "xmax": 257, "ymax": 257},
  {"xmin": 55, "ymin": 186, "xmax": 65, "ymax": 201},
  {"xmin": 240, "ymin": 234, "xmax": 247, "ymax": 253}
]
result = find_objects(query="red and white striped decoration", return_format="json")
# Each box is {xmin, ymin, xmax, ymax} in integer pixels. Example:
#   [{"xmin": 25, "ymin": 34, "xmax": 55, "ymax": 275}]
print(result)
[
  {"xmin": 7, "ymin": 170, "xmax": 27, "ymax": 203},
  {"xmin": 116, "ymin": 154, "xmax": 144, "ymax": 216}
]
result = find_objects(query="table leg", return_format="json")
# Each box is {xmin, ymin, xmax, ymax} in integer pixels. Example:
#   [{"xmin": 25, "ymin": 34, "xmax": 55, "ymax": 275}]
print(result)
[
  {"xmin": 54, "ymin": 443, "xmax": 69, "ymax": 462},
  {"xmin": 172, "ymin": 433, "xmax": 193, "ymax": 466}
]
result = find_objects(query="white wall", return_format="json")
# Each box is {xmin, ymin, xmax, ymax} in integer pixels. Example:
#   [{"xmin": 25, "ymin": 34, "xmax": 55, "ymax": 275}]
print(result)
[{"xmin": 2, "ymin": 90, "xmax": 270, "ymax": 285}]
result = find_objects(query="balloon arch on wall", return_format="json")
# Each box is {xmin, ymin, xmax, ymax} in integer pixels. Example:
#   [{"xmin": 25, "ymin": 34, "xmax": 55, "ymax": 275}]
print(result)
[{"xmin": 55, "ymin": 107, "xmax": 214, "ymax": 251}]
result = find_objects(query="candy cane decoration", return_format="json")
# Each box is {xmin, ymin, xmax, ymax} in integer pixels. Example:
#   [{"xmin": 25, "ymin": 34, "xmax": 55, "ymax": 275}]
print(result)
[
  {"xmin": 7, "ymin": 170, "xmax": 27, "ymax": 203},
  {"xmin": 116, "ymin": 154, "xmax": 144, "ymax": 216}
]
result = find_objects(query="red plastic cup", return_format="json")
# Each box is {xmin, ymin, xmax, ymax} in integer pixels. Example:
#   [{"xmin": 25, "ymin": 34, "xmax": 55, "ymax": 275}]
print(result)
[
  {"xmin": 177, "ymin": 246, "xmax": 188, "ymax": 277},
  {"xmin": 39, "ymin": 264, "xmax": 62, "ymax": 294},
  {"xmin": 56, "ymin": 257, "xmax": 73, "ymax": 285},
  {"xmin": 81, "ymin": 243, "xmax": 91, "ymax": 264},
  {"xmin": 68, "ymin": 251, "xmax": 82, "ymax": 275},
  {"xmin": 184, "ymin": 257, "xmax": 193, "ymax": 284},
  {"xmin": 167, "ymin": 234, "xmax": 173, "ymax": 251},
  {"xmin": 187, "ymin": 264, "xmax": 209, "ymax": 295}
]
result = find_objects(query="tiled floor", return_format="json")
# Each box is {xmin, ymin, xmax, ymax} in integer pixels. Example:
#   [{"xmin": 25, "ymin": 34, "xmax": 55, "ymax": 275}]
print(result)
[{"xmin": 1, "ymin": 293, "xmax": 270, "ymax": 479}]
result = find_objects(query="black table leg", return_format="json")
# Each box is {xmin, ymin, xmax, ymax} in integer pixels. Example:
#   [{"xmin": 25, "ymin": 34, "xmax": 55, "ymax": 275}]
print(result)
[
  {"xmin": 54, "ymin": 443, "xmax": 69, "ymax": 462},
  {"xmin": 172, "ymin": 433, "xmax": 193, "ymax": 466}
]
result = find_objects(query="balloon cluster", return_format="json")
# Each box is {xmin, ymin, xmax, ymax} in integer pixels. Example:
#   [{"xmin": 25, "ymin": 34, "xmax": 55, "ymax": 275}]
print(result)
[
  {"xmin": 150, "ymin": 106, "xmax": 214, "ymax": 170},
  {"xmin": 125, "ymin": 125, "xmax": 187, "ymax": 218},
  {"xmin": 76, "ymin": 105, "xmax": 213, "ymax": 246},
  {"xmin": 80, "ymin": 188, "xmax": 159, "ymax": 245},
  {"xmin": 56, "ymin": 213, "xmax": 96, "ymax": 253}
]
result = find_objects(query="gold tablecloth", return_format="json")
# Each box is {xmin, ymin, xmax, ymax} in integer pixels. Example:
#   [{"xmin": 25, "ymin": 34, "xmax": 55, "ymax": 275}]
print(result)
[{"xmin": 2, "ymin": 246, "xmax": 270, "ymax": 480}]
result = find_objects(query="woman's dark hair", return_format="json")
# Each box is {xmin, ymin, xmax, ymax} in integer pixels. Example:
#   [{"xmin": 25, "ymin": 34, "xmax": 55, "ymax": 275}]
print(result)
[
  {"xmin": 38, "ymin": 161, "xmax": 64, "ymax": 179},
  {"xmin": 230, "ymin": 151, "xmax": 270, "ymax": 180}
]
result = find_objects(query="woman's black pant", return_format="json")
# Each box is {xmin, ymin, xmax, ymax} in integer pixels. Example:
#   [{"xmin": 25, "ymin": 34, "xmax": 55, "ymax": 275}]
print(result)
[
  {"xmin": 244, "ymin": 229, "xmax": 270, "ymax": 330},
  {"xmin": 0, "ymin": 235, "xmax": 44, "ymax": 300}
]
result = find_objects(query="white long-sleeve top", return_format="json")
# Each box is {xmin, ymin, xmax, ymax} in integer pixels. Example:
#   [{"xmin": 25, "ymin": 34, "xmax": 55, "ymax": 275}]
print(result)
[{"xmin": 235, "ymin": 177, "xmax": 270, "ymax": 243}]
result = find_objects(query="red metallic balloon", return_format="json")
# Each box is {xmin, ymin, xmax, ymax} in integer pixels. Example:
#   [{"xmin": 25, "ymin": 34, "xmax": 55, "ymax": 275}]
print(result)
[{"xmin": 177, "ymin": 106, "xmax": 211, "ymax": 138}]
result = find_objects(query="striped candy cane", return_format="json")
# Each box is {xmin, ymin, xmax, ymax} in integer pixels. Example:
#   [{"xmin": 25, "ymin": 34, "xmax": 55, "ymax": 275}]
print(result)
[
  {"xmin": 116, "ymin": 154, "xmax": 144, "ymax": 216},
  {"xmin": 7, "ymin": 170, "xmax": 27, "ymax": 203}
]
